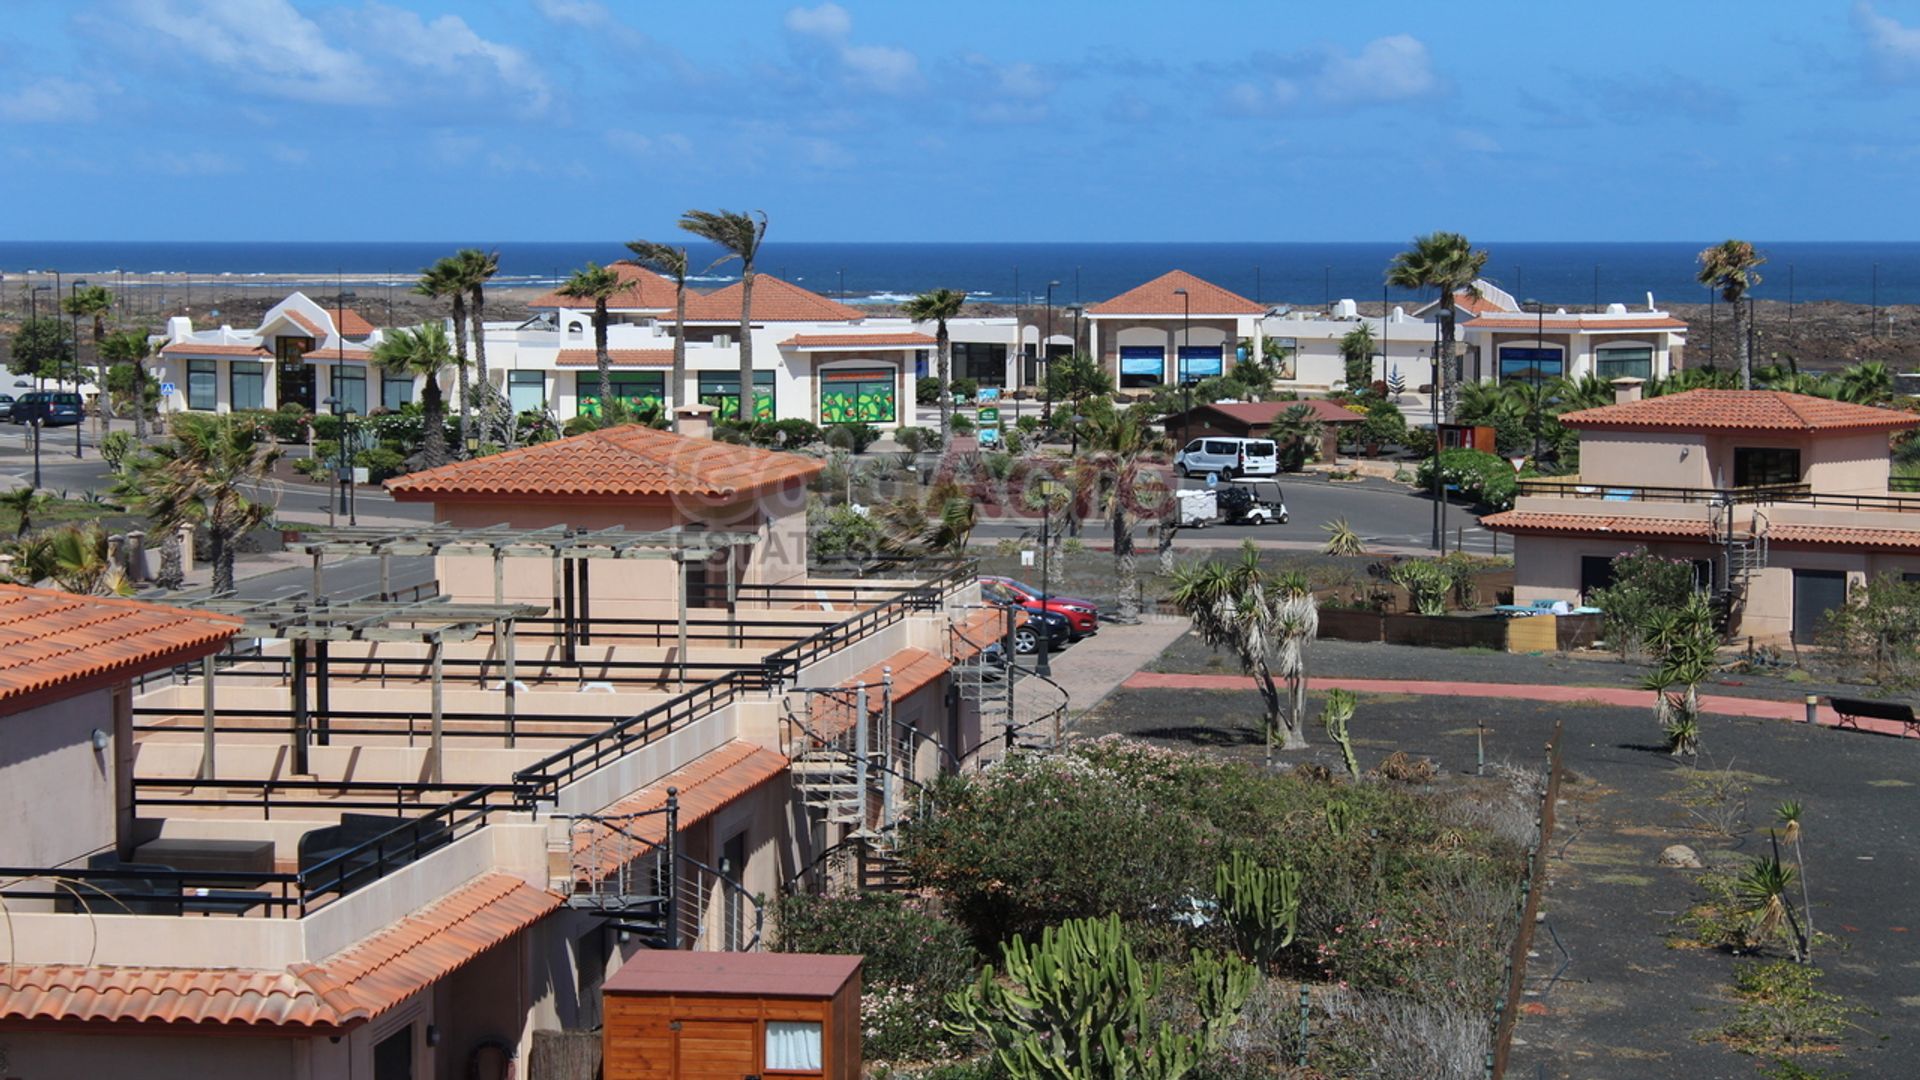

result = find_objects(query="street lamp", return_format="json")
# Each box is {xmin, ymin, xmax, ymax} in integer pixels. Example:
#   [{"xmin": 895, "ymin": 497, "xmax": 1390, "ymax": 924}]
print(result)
[
  {"xmin": 69, "ymin": 278, "xmax": 85, "ymax": 458},
  {"xmin": 29, "ymin": 284, "xmax": 49, "ymax": 322},
  {"xmin": 1041, "ymin": 281, "xmax": 1060, "ymax": 426},
  {"xmin": 324, "ymin": 396, "xmax": 357, "ymax": 525},
  {"xmin": 1525, "ymin": 297, "xmax": 1546, "ymax": 463},
  {"xmin": 1036, "ymin": 279, "xmax": 1063, "ymax": 680},
  {"xmin": 1173, "ymin": 287, "xmax": 1191, "ymax": 450}
]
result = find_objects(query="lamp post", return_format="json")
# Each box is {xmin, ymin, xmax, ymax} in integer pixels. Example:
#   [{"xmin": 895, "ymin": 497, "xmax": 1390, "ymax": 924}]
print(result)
[
  {"xmin": 1035, "ymin": 280, "xmax": 1063, "ymax": 680},
  {"xmin": 30, "ymin": 283, "xmax": 49, "ymax": 321},
  {"xmin": 1173, "ymin": 287, "xmax": 1191, "ymax": 450},
  {"xmin": 30, "ymin": 418, "xmax": 42, "ymax": 490},
  {"xmin": 1525, "ymin": 297, "xmax": 1545, "ymax": 463},
  {"xmin": 324, "ymin": 396, "xmax": 357, "ymax": 525},
  {"xmin": 1041, "ymin": 281, "xmax": 1060, "ymax": 425},
  {"xmin": 69, "ymin": 277, "xmax": 85, "ymax": 458}
]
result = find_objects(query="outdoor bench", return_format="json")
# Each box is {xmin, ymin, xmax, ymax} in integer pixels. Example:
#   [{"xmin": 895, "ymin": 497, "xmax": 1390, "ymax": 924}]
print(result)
[{"xmin": 1827, "ymin": 696, "xmax": 1920, "ymax": 737}]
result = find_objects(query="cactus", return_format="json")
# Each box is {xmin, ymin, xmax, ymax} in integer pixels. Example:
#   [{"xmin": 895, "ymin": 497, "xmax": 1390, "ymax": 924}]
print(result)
[
  {"xmin": 1322, "ymin": 688, "xmax": 1360, "ymax": 778},
  {"xmin": 1323, "ymin": 798, "xmax": 1354, "ymax": 838},
  {"xmin": 945, "ymin": 913, "xmax": 1254, "ymax": 1080},
  {"xmin": 1212, "ymin": 851, "xmax": 1302, "ymax": 972}
]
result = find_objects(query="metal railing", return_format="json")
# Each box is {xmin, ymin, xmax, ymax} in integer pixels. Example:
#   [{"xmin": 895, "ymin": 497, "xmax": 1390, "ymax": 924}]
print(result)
[
  {"xmin": 1514, "ymin": 479, "xmax": 1811, "ymax": 505},
  {"xmin": 131, "ymin": 776, "xmax": 513, "ymax": 819}
]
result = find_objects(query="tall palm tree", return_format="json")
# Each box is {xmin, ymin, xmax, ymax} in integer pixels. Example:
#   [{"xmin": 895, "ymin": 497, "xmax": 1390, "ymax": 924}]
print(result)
[
  {"xmin": 1837, "ymin": 360, "xmax": 1894, "ymax": 406},
  {"xmin": 1267, "ymin": 403, "xmax": 1325, "ymax": 471},
  {"xmin": 62, "ymin": 284, "xmax": 114, "ymax": 425},
  {"xmin": 1078, "ymin": 402, "xmax": 1167, "ymax": 623},
  {"xmin": 45, "ymin": 523, "xmax": 134, "ymax": 597},
  {"xmin": 99, "ymin": 329, "xmax": 155, "ymax": 440},
  {"xmin": 558, "ymin": 263, "xmax": 623, "ymax": 413},
  {"xmin": 1386, "ymin": 232, "xmax": 1488, "ymax": 422},
  {"xmin": 626, "ymin": 240, "xmax": 691, "ymax": 424},
  {"xmin": 1168, "ymin": 540, "xmax": 1318, "ymax": 759},
  {"xmin": 454, "ymin": 248, "xmax": 501, "ymax": 438},
  {"xmin": 414, "ymin": 259, "xmax": 472, "ymax": 452},
  {"xmin": 1696, "ymin": 240, "xmax": 1766, "ymax": 390},
  {"xmin": 372, "ymin": 323, "xmax": 454, "ymax": 468},
  {"xmin": 680, "ymin": 209, "xmax": 769, "ymax": 422},
  {"xmin": 1339, "ymin": 322, "xmax": 1375, "ymax": 390},
  {"xmin": 115, "ymin": 413, "xmax": 280, "ymax": 594},
  {"xmin": 903, "ymin": 288, "xmax": 968, "ymax": 444}
]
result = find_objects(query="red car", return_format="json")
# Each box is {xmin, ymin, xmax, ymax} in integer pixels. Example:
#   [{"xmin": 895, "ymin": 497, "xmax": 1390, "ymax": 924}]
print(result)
[{"xmin": 981, "ymin": 576, "xmax": 1100, "ymax": 638}]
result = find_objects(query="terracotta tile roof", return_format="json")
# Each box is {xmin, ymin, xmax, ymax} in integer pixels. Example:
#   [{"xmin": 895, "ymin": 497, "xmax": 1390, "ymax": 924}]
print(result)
[
  {"xmin": 806, "ymin": 647, "xmax": 950, "ymax": 741},
  {"xmin": 336, "ymin": 309, "xmax": 377, "ymax": 337},
  {"xmin": 780, "ymin": 332, "xmax": 935, "ymax": 349},
  {"xmin": 1087, "ymin": 270, "xmax": 1265, "ymax": 317},
  {"xmin": 385, "ymin": 424, "xmax": 824, "ymax": 502},
  {"xmin": 284, "ymin": 310, "xmax": 325, "ymax": 338},
  {"xmin": 0, "ymin": 585, "xmax": 242, "ymax": 715},
  {"xmin": 1186, "ymin": 399, "xmax": 1364, "ymax": 428},
  {"xmin": 1559, "ymin": 390, "xmax": 1920, "ymax": 434},
  {"xmin": 304, "ymin": 345, "xmax": 375, "ymax": 362},
  {"xmin": 1453, "ymin": 291, "xmax": 1508, "ymax": 316},
  {"xmin": 555, "ymin": 349, "xmax": 674, "ymax": 367},
  {"xmin": 951, "ymin": 607, "xmax": 1009, "ymax": 661},
  {"xmin": 606, "ymin": 950, "xmax": 861, "ymax": 997},
  {"xmin": 1464, "ymin": 314, "xmax": 1689, "ymax": 331},
  {"xmin": 0, "ymin": 873, "xmax": 559, "ymax": 1030},
  {"xmin": 572, "ymin": 741, "xmax": 788, "ymax": 879},
  {"xmin": 684, "ymin": 276, "xmax": 865, "ymax": 323},
  {"xmin": 1478, "ymin": 511, "xmax": 1713, "ymax": 541},
  {"xmin": 530, "ymin": 262, "xmax": 680, "ymax": 312},
  {"xmin": 1769, "ymin": 523, "xmax": 1920, "ymax": 551},
  {"xmin": 159, "ymin": 342, "xmax": 271, "ymax": 357}
]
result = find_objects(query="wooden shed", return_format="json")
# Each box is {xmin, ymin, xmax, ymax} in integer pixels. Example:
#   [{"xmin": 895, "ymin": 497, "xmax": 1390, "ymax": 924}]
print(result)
[{"xmin": 603, "ymin": 951, "xmax": 863, "ymax": 1080}]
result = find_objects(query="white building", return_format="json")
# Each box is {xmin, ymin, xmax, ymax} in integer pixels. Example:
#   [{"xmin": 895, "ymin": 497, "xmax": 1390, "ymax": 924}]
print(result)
[{"xmin": 152, "ymin": 292, "xmax": 399, "ymax": 416}]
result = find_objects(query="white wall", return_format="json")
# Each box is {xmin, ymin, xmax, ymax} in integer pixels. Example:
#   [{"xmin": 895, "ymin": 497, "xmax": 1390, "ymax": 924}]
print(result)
[{"xmin": 0, "ymin": 688, "xmax": 118, "ymax": 867}]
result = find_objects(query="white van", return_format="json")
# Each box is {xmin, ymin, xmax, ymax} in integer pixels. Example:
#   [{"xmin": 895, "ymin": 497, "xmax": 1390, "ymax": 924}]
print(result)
[{"xmin": 1175, "ymin": 437, "xmax": 1279, "ymax": 479}]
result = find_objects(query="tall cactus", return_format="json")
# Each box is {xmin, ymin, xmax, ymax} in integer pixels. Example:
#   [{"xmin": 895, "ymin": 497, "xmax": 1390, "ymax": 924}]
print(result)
[
  {"xmin": 1321, "ymin": 688, "xmax": 1359, "ymax": 778},
  {"xmin": 946, "ymin": 913, "xmax": 1254, "ymax": 1080},
  {"xmin": 1212, "ymin": 851, "xmax": 1302, "ymax": 972}
]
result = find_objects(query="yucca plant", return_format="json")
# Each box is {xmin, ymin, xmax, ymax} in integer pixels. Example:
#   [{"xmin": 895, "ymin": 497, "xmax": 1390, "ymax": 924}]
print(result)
[
  {"xmin": 1322, "ymin": 688, "xmax": 1360, "ymax": 778},
  {"xmin": 1777, "ymin": 800, "xmax": 1813, "ymax": 957},
  {"xmin": 1736, "ymin": 850, "xmax": 1804, "ymax": 961},
  {"xmin": 1321, "ymin": 517, "xmax": 1365, "ymax": 556}
]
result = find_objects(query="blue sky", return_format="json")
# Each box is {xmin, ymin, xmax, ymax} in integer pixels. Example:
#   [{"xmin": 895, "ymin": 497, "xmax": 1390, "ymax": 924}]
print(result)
[{"xmin": 4, "ymin": 0, "xmax": 1920, "ymax": 242}]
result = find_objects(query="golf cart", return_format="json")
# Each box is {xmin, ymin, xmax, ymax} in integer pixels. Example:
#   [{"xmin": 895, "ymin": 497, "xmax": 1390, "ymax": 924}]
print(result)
[{"xmin": 1215, "ymin": 478, "xmax": 1288, "ymax": 525}]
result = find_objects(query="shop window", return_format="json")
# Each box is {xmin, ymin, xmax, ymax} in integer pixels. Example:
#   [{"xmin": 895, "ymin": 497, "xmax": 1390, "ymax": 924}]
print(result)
[
  {"xmin": 1118, "ymin": 346, "xmax": 1164, "ymax": 388},
  {"xmin": 508, "ymin": 371, "xmax": 546, "ymax": 414},
  {"xmin": 766, "ymin": 1022, "xmax": 823, "ymax": 1071},
  {"xmin": 818, "ymin": 369, "xmax": 895, "ymax": 424},
  {"xmin": 380, "ymin": 372, "xmax": 414, "ymax": 411},
  {"xmin": 1733, "ymin": 447, "xmax": 1800, "ymax": 487},
  {"xmin": 331, "ymin": 367, "xmax": 367, "ymax": 415},
  {"xmin": 698, "ymin": 371, "xmax": 775, "ymax": 422},
  {"xmin": 1498, "ymin": 347, "xmax": 1563, "ymax": 384},
  {"xmin": 577, "ymin": 371, "xmax": 665, "ymax": 416},
  {"xmin": 229, "ymin": 361, "xmax": 265, "ymax": 411},
  {"xmin": 1177, "ymin": 346, "xmax": 1223, "ymax": 384}
]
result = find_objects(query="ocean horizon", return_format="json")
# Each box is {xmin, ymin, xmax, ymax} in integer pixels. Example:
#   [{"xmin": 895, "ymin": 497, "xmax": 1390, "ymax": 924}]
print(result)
[{"xmin": 4, "ymin": 240, "xmax": 1918, "ymax": 307}]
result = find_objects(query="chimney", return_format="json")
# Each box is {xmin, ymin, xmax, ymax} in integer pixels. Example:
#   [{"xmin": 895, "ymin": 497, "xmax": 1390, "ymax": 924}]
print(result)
[
  {"xmin": 1610, "ymin": 376, "xmax": 1645, "ymax": 405},
  {"xmin": 674, "ymin": 403, "xmax": 717, "ymax": 439}
]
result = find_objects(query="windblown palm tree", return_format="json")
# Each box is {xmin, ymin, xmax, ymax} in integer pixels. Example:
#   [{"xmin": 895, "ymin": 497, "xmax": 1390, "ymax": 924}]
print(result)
[
  {"xmin": 1267, "ymin": 403, "xmax": 1325, "ymax": 471},
  {"xmin": 62, "ymin": 284, "xmax": 114, "ymax": 424},
  {"xmin": 1386, "ymin": 232, "xmax": 1488, "ymax": 422},
  {"xmin": 99, "ymin": 329, "xmax": 155, "ymax": 440},
  {"xmin": 114, "ymin": 413, "xmax": 280, "ymax": 594},
  {"xmin": 1078, "ymin": 402, "xmax": 1168, "ymax": 623},
  {"xmin": 372, "ymin": 323, "xmax": 454, "ymax": 468},
  {"xmin": 0, "ymin": 487, "xmax": 43, "ymax": 538},
  {"xmin": 626, "ymin": 240, "xmax": 691, "ymax": 423},
  {"xmin": 1339, "ymin": 322, "xmax": 1375, "ymax": 390},
  {"xmin": 1169, "ymin": 540, "xmax": 1318, "ymax": 760},
  {"xmin": 876, "ymin": 480, "xmax": 976, "ymax": 555},
  {"xmin": 1696, "ymin": 240, "xmax": 1766, "ymax": 390},
  {"xmin": 454, "ymin": 248, "xmax": 501, "ymax": 438},
  {"xmin": 44, "ymin": 523, "xmax": 134, "ymax": 597},
  {"xmin": 903, "ymin": 288, "xmax": 968, "ymax": 444},
  {"xmin": 558, "ymin": 263, "xmax": 623, "ymax": 413},
  {"xmin": 680, "ymin": 209, "xmax": 768, "ymax": 422},
  {"xmin": 414, "ymin": 259, "xmax": 472, "ymax": 452},
  {"xmin": 1837, "ymin": 360, "xmax": 1894, "ymax": 406}
]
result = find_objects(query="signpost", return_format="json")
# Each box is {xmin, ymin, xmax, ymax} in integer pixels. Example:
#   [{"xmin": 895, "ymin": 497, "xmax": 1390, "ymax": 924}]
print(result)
[{"xmin": 976, "ymin": 387, "xmax": 1002, "ymax": 447}]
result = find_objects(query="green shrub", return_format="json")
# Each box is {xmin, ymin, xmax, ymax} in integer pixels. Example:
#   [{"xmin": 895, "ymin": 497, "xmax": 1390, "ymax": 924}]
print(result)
[
  {"xmin": 353, "ymin": 446, "xmax": 405, "ymax": 482},
  {"xmin": 952, "ymin": 413, "xmax": 976, "ymax": 436},
  {"xmin": 825, "ymin": 421, "xmax": 882, "ymax": 453},
  {"xmin": 98, "ymin": 430, "xmax": 135, "ymax": 472},
  {"xmin": 264, "ymin": 402, "xmax": 311, "ymax": 442},
  {"xmin": 764, "ymin": 418, "xmax": 823, "ymax": 449},
  {"xmin": 917, "ymin": 376, "xmax": 944, "ymax": 405},
  {"xmin": 308, "ymin": 413, "xmax": 341, "ymax": 443},
  {"xmin": 1719, "ymin": 959, "xmax": 1861, "ymax": 1051},
  {"xmin": 809, "ymin": 502, "xmax": 882, "ymax": 559},
  {"xmin": 1588, "ymin": 547, "xmax": 1699, "ymax": 659},
  {"xmin": 1412, "ymin": 448, "xmax": 1527, "ymax": 510},
  {"xmin": 951, "ymin": 376, "xmax": 980, "ymax": 402},
  {"xmin": 895, "ymin": 426, "xmax": 940, "ymax": 453},
  {"xmin": 311, "ymin": 439, "xmax": 340, "ymax": 466},
  {"xmin": 774, "ymin": 892, "xmax": 977, "ymax": 995}
]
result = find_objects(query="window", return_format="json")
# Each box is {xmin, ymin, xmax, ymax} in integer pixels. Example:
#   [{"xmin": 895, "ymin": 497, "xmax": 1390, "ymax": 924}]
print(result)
[
  {"xmin": 698, "ymin": 371, "xmax": 775, "ymax": 422},
  {"xmin": 818, "ymin": 368, "xmax": 894, "ymax": 424},
  {"xmin": 577, "ymin": 371, "xmax": 665, "ymax": 416},
  {"xmin": 373, "ymin": 1024, "xmax": 414, "ymax": 1080},
  {"xmin": 1733, "ymin": 447, "xmax": 1801, "ymax": 487},
  {"xmin": 1498, "ymin": 346, "xmax": 1563, "ymax": 384},
  {"xmin": 1177, "ymin": 345, "xmax": 1223, "ymax": 383},
  {"xmin": 230, "ymin": 360, "xmax": 265, "ymax": 411},
  {"xmin": 1579, "ymin": 556, "xmax": 1614, "ymax": 599},
  {"xmin": 1204, "ymin": 440, "xmax": 1237, "ymax": 455},
  {"xmin": 953, "ymin": 342, "xmax": 1004, "ymax": 382},
  {"xmin": 380, "ymin": 371, "xmax": 414, "ymax": 411},
  {"xmin": 1594, "ymin": 346, "xmax": 1653, "ymax": 382},
  {"xmin": 508, "ymin": 371, "xmax": 546, "ymax": 414},
  {"xmin": 187, "ymin": 359, "xmax": 217, "ymax": 411},
  {"xmin": 1118, "ymin": 346, "xmax": 1164, "ymax": 388},
  {"xmin": 331, "ymin": 366, "xmax": 367, "ymax": 415},
  {"xmin": 765, "ymin": 1022, "xmax": 823, "ymax": 1072}
]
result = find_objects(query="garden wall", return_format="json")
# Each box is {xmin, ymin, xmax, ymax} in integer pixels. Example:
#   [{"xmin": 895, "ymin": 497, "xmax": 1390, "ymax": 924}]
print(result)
[{"xmin": 1317, "ymin": 609, "xmax": 1591, "ymax": 654}]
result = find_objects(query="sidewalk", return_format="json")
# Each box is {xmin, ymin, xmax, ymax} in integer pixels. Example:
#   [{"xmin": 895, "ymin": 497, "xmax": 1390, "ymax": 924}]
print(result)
[
  {"xmin": 1045, "ymin": 615, "xmax": 1189, "ymax": 721},
  {"xmin": 1121, "ymin": 671, "xmax": 1915, "ymax": 739}
]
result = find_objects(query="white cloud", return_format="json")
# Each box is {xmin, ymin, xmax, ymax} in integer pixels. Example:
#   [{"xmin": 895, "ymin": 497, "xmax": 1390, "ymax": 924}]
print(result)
[
  {"xmin": 840, "ymin": 43, "xmax": 920, "ymax": 93},
  {"xmin": 785, "ymin": 3, "xmax": 853, "ymax": 40},
  {"xmin": 0, "ymin": 76, "xmax": 108, "ymax": 123},
  {"xmin": 1315, "ymin": 34, "xmax": 1439, "ymax": 105},
  {"xmin": 343, "ymin": 3, "xmax": 551, "ymax": 114},
  {"xmin": 1853, "ymin": 2, "xmax": 1920, "ymax": 81},
  {"xmin": 605, "ymin": 129, "xmax": 693, "ymax": 159},
  {"xmin": 533, "ymin": 0, "xmax": 610, "ymax": 27},
  {"xmin": 1222, "ymin": 78, "xmax": 1300, "ymax": 116},
  {"xmin": 782, "ymin": 2, "xmax": 921, "ymax": 94},
  {"xmin": 266, "ymin": 141, "xmax": 310, "ymax": 165},
  {"xmin": 115, "ymin": 0, "xmax": 374, "ymax": 105}
]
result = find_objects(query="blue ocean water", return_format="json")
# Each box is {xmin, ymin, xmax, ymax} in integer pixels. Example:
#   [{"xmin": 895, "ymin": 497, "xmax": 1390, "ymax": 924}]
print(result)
[{"xmin": 3, "ymin": 240, "xmax": 1918, "ymax": 306}]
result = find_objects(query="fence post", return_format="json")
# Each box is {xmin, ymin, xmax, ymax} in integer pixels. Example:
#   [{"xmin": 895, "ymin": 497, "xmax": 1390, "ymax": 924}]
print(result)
[
  {"xmin": 664, "ymin": 789, "xmax": 680, "ymax": 950},
  {"xmin": 1296, "ymin": 985, "xmax": 1311, "ymax": 1067}
]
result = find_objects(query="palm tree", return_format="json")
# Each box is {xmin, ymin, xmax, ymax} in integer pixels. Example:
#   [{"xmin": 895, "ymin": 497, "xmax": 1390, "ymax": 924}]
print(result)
[
  {"xmin": 626, "ymin": 240, "xmax": 691, "ymax": 424},
  {"xmin": 680, "ymin": 209, "xmax": 769, "ymax": 422},
  {"xmin": 62, "ymin": 284, "xmax": 114, "ymax": 426},
  {"xmin": 558, "ymin": 263, "xmax": 623, "ymax": 414},
  {"xmin": 1168, "ymin": 540, "xmax": 1318, "ymax": 760},
  {"xmin": 1339, "ymin": 323, "xmax": 1375, "ymax": 391},
  {"xmin": 1696, "ymin": 240, "xmax": 1766, "ymax": 390},
  {"xmin": 99, "ymin": 329, "xmax": 155, "ymax": 440},
  {"xmin": 1079, "ymin": 402, "xmax": 1167, "ymax": 623},
  {"xmin": 903, "ymin": 289, "xmax": 968, "ymax": 444},
  {"xmin": 454, "ymin": 248, "xmax": 501, "ymax": 438},
  {"xmin": 1735, "ymin": 850, "xmax": 1804, "ymax": 961},
  {"xmin": 875, "ymin": 480, "xmax": 976, "ymax": 555},
  {"xmin": 1267, "ymin": 403, "xmax": 1324, "ymax": 471},
  {"xmin": 414, "ymin": 260, "xmax": 473, "ymax": 452},
  {"xmin": 1836, "ymin": 360, "xmax": 1894, "ymax": 406},
  {"xmin": 0, "ymin": 487, "xmax": 44, "ymax": 538},
  {"xmin": 1386, "ymin": 232, "xmax": 1488, "ymax": 422},
  {"xmin": 115, "ymin": 413, "xmax": 280, "ymax": 594},
  {"xmin": 45, "ymin": 523, "xmax": 133, "ymax": 597},
  {"xmin": 372, "ymin": 323, "xmax": 454, "ymax": 469}
]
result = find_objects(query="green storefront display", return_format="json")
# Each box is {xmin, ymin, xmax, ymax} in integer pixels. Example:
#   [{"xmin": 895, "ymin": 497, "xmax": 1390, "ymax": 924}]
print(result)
[
  {"xmin": 698, "ymin": 371, "xmax": 776, "ymax": 422},
  {"xmin": 576, "ymin": 371, "xmax": 665, "ymax": 416},
  {"xmin": 819, "ymin": 368, "xmax": 897, "ymax": 424}
]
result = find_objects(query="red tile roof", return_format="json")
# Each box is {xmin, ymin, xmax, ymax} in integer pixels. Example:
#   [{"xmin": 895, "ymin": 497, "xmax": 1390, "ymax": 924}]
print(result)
[
  {"xmin": 780, "ymin": 332, "xmax": 936, "ymax": 349},
  {"xmin": 0, "ymin": 874, "xmax": 559, "ymax": 1030},
  {"xmin": 573, "ymin": 741, "xmax": 788, "ymax": 879},
  {"xmin": 806, "ymin": 647, "xmax": 950, "ymax": 741},
  {"xmin": 1453, "ymin": 291, "xmax": 1507, "ymax": 316},
  {"xmin": 529, "ymin": 262, "xmax": 681, "ymax": 311},
  {"xmin": 159, "ymin": 342, "xmax": 271, "ymax": 357},
  {"xmin": 685, "ymin": 276, "xmax": 865, "ymax": 323},
  {"xmin": 284, "ymin": 310, "xmax": 325, "ymax": 338},
  {"xmin": 1768, "ymin": 523, "xmax": 1920, "ymax": 551},
  {"xmin": 554, "ymin": 349, "xmax": 674, "ymax": 367},
  {"xmin": 385, "ymin": 424, "xmax": 824, "ymax": 502},
  {"xmin": 1559, "ymin": 390, "xmax": 1920, "ymax": 434},
  {"xmin": 0, "ymin": 586, "xmax": 242, "ymax": 715},
  {"xmin": 951, "ymin": 607, "xmax": 1010, "ymax": 661},
  {"xmin": 606, "ymin": 950, "xmax": 861, "ymax": 998},
  {"xmin": 1087, "ymin": 270, "xmax": 1265, "ymax": 317},
  {"xmin": 1464, "ymin": 315, "xmax": 1688, "ymax": 331},
  {"xmin": 304, "ymin": 345, "xmax": 375, "ymax": 362},
  {"xmin": 1478, "ymin": 511, "xmax": 1714, "ymax": 541},
  {"xmin": 1186, "ymin": 399, "xmax": 1365, "ymax": 428},
  {"xmin": 336, "ymin": 309, "xmax": 377, "ymax": 337}
]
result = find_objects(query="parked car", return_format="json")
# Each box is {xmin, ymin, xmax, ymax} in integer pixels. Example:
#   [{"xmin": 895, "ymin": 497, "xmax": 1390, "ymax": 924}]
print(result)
[
  {"xmin": 0, "ymin": 394, "xmax": 16, "ymax": 419},
  {"xmin": 1175, "ymin": 437, "xmax": 1279, "ymax": 479},
  {"xmin": 981, "ymin": 575, "xmax": 1100, "ymax": 638},
  {"xmin": 10, "ymin": 378, "xmax": 30, "ymax": 389},
  {"xmin": 11, "ymin": 391, "xmax": 83, "ymax": 427},
  {"xmin": 986, "ymin": 597, "xmax": 1073, "ymax": 655}
]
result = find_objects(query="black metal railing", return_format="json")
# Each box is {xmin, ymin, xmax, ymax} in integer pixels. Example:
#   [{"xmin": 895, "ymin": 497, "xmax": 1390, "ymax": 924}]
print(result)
[
  {"xmin": 295, "ymin": 787, "xmax": 496, "ymax": 914},
  {"xmin": 1513, "ymin": 479, "xmax": 1811, "ymax": 505},
  {"xmin": 131, "ymin": 776, "xmax": 514, "ymax": 820}
]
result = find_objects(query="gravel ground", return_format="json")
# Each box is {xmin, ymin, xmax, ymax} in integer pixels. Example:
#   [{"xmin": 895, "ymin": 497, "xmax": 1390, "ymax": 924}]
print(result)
[{"xmin": 1075, "ymin": 683, "xmax": 1917, "ymax": 1078}]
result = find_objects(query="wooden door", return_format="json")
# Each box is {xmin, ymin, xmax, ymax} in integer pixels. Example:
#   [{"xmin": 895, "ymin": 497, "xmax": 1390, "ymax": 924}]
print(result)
[{"xmin": 675, "ymin": 1019, "xmax": 759, "ymax": 1080}]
